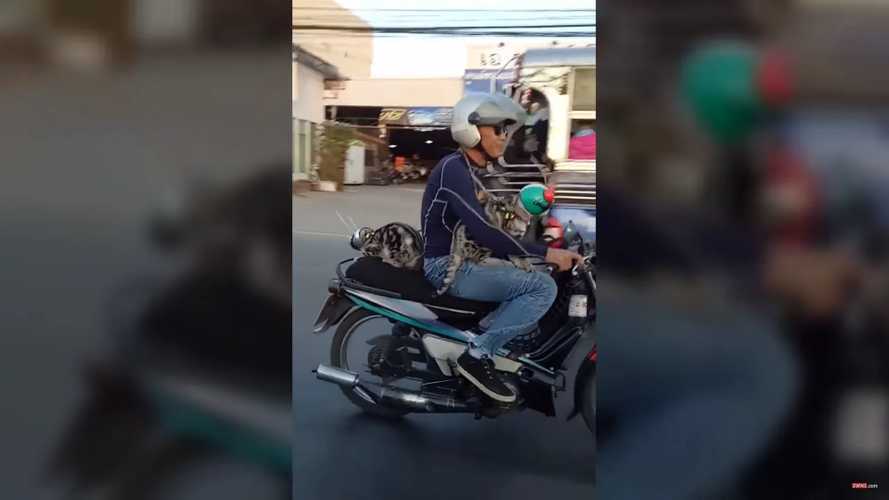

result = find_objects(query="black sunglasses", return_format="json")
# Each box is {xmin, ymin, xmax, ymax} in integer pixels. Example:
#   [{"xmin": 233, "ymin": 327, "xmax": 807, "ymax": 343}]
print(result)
[{"xmin": 489, "ymin": 122, "xmax": 510, "ymax": 136}]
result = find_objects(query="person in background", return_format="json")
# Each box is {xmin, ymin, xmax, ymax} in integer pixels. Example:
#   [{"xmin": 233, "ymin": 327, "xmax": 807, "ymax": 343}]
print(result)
[
  {"xmin": 524, "ymin": 98, "xmax": 550, "ymax": 163},
  {"xmin": 569, "ymin": 124, "xmax": 596, "ymax": 160}
]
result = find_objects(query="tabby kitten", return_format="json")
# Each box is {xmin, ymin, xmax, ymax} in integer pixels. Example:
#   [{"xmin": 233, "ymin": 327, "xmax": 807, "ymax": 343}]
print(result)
[
  {"xmin": 358, "ymin": 222, "xmax": 424, "ymax": 271},
  {"xmin": 435, "ymin": 194, "xmax": 536, "ymax": 295}
]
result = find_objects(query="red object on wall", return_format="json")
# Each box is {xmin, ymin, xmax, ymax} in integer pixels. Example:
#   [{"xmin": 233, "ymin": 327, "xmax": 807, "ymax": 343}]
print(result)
[{"xmin": 569, "ymin": 132, "xmax": 596, "ymax": 160}]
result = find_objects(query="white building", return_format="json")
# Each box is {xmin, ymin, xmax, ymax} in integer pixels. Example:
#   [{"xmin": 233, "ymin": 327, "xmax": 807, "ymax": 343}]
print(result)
[
  {"xmin": 293, "ymin": 45, "xmax": 342, "ymax": 181},
  {"xmin": 463, "ymin": 39, "xmax": 594, "ymax": 92}
]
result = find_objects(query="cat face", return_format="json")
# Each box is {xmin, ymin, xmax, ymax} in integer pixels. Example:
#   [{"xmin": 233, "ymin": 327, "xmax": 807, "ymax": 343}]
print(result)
[{"xmin": 360, "ymin": 223, "xmax": 423, "ymax": 270}]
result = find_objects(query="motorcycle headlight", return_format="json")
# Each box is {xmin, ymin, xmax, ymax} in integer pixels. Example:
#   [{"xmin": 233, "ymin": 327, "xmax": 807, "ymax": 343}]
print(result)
[{"xmin": 350, "ymin": 227, "xmax": 372, "ymax": 251}]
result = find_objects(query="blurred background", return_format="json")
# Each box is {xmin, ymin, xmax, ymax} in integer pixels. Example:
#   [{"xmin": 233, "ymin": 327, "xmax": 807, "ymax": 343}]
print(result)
[
  {"xmin": 2, "ymin": 1, "xmax": 291, "ymax": 499},
  {"xmin": 3, "ymin": 0, "xmax": 888, "ymax": 499},
  {"xmin": 597, "ymin": 0, "xmax": 889, "ymax": 498}
]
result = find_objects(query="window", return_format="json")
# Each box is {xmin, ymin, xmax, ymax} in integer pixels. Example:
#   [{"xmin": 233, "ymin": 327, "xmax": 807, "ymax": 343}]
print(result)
[
  {"xmin": 571, "ymin": 119, "xmax": 596, "ymax": 135},
  {"xmin": 292, "ymin": 62, "xmax": 299, "ymax": 101},
  {"xmin": 572, "ymin": 68, "xmax": 596, "ymax": 112},
  {"xmin": 568, "ymin": 119, "xmax": 596, "ymax": 161},
  {"xmin": 294, "ymin": 120, "xmax": 310, "ymax": 176}
]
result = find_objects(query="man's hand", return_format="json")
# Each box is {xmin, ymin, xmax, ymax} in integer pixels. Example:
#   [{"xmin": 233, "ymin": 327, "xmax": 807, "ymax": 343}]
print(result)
[
  {"xmin": 545, "ymin": 247, "xmax": 584, "ymax": 272},
  {"xmin": 764, "ymin": 245, "xmax": 862, "ymax": 320}
]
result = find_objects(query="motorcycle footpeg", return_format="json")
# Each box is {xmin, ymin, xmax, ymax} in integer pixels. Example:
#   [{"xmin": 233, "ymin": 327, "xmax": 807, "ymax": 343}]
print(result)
[{"xmin": 505, "ymin": 350, "xmax": 526, "ymax": 362}]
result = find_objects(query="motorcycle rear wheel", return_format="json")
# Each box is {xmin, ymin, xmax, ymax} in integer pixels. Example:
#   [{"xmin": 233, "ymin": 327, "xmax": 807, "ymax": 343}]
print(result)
[{"xmin": 330, "ymin": 309, "xmax": 410, "ymax": 418}]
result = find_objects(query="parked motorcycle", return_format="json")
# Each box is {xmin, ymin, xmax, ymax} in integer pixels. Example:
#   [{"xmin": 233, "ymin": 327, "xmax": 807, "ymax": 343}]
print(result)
[
  {"xmin": 405, "ymin": 162, "xmax": 430, "ymax": 181},
  {"xmin": 311, "ymin": 223, "xmax": 596, "ymax": 433}
]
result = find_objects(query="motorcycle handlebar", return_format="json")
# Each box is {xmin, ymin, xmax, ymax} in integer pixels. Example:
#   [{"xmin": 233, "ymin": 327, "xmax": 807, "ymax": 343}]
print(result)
[{"xmin": 571, "ymin": 254, "xmax": 595, "ymax": 276}]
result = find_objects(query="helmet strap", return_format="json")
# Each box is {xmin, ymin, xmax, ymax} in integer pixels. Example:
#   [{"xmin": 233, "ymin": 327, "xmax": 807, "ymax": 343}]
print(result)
[
  {"xmin": 469, "ymin": 141, "xmax": 497, "ymax": 166},
  {"xmin": 462, "ymin": 145, "xmax": 489, "ymax": 169},
  {"xmin": 481, "ymin": 142, "xmax": 499, "ymax": 162}
]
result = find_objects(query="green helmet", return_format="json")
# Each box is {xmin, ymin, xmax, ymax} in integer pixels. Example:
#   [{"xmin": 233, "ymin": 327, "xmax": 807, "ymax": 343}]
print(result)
[{"xmin": 519, "ymin": 183, "xmax": 555, "ymax": 216}]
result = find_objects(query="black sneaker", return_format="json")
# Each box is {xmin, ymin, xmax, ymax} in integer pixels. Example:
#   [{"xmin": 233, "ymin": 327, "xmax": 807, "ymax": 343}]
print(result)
[{"xmin": 456, "ymin": 352, "xmax": 516, "ymax": 403}]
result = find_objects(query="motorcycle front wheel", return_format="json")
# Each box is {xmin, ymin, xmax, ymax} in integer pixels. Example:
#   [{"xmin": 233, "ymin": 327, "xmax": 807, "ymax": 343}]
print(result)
[
  {"xmin": 330, "ymin": 309, "xmax": 411, "ymax": 418},
  {"xmin": 581, "ymin": 363, "xmax": 596, "ymax": 435}
]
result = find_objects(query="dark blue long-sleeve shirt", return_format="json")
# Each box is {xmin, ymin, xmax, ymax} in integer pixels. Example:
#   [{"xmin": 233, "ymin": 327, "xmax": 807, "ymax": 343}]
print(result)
[{"xmin": 420, "ymin": 152, "xmax": 548, "ymax": 259}]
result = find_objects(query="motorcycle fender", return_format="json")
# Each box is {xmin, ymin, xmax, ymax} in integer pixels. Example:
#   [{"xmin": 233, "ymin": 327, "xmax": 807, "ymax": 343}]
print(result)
[
  {"xmin": 568, "ymin": 349, "xmax": 596, "ymax": 421},
  {"xmin": 312, "ymin": 294, "xmax": 354, "ymax": 334}
]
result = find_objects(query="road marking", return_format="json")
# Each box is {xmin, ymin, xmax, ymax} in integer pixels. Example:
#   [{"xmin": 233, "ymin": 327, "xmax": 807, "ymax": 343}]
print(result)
[
  {"xmin": 293, "ymin": 229, "xmax": 349, "ymax": 239},
  {"xmin": 334, "ymin": 210, "xmax": 355, "ymax": 232}
]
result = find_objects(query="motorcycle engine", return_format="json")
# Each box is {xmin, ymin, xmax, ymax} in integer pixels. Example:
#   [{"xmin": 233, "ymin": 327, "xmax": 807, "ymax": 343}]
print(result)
[{"xmin": 367, "ymin": 336, "xmax": 411, "ymax": 377}]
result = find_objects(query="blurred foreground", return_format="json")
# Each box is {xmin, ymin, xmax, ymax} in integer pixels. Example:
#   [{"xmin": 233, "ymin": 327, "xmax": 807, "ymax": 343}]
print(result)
[
  {"xmin": 598, "ymin": 0, "xmax": 889, "ymax": 498},
  {"xmin": 1, "ymin": 2, "xmax": 291, "ymax": 495}
]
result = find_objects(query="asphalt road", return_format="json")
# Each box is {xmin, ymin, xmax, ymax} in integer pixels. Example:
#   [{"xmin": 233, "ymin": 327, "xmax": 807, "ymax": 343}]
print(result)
[{"xmin": 292, "ymin": 185, "xmax": 596, "ymax": 500}]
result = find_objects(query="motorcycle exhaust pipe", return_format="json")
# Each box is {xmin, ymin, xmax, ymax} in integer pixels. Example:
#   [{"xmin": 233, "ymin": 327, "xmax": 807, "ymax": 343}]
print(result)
[
  {"xmin": 315, "ymin": 364, "xmax": 360, "ymax": 387},
  {"xmin": 374, "ymin": 384, "xmax": 472, "ymax": 413},
  {"xmin": 314, "ymin": 364, "xmax": 475, "ymax": 414}
]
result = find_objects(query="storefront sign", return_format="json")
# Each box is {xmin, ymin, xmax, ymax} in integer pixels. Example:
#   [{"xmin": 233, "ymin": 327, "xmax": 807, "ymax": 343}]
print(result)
[
  {"xmin": 407, "ymin": 107, "xmax": 452, "ymax": 126},
  {"xmin": 463, "ymin": 69, "xmax": 513, "ymax": 94},
  {"xmin": 379, "ymin": 107, "xmax": 452, "ymax": 126},
  {"xmin": 466, "ymin": 47, "xmax": 521, "ymax": 70},
  {"xmin": 379, "ymin": 108, "xmax": 409, "ymax": 125}
]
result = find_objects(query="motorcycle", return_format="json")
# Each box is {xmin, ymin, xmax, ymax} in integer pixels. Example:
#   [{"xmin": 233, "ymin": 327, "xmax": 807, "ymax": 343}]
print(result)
[
  {"xmin": 310, "ymin": 222, "xmax": 596, "ymax": 433},
  {"xmin": 405, "ymin": 162, "xmax": 430, "ymax": 181}
]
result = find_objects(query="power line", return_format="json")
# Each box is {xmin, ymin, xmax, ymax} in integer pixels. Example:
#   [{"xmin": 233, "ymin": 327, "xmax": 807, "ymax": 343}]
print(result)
[
  {"xmin": 293, "ymin": 25, "xmax": 595, "ymax": 38},
  {"xmin": 295, "ymin": 23, "xmax": 595, "ymax": 30},
  {"xmin": 293, "ymin": 24, "xmax": 593, "ymax": 30},
  {"xmin": 293, "ymin": 7, "xmax": 595, "ymax": 12},
  {"xmin": 295, "ymin": 30, "xmax": 596, "ymax": 38},
  {"xmin": 292, "ymin": 23, "xmax": 595, "ymax": 31},
  {"xmin": 297, "ymin": 34, "xmax": 596, "ymax": 40},
  {"xmin": 294, "ymin": 15, "xmax": 594, "ymax": 22}
]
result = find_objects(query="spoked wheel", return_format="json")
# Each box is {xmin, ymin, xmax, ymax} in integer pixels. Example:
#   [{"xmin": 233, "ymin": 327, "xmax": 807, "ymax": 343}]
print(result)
[{"xmin": 330, "ymin": 309, "xmax": 421, "ymax": 418}]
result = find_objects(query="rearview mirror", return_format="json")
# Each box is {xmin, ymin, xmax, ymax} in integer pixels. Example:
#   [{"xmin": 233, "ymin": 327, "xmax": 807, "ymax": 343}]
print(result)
[{"xmin": 563, "ymin": 221, "xmax": 580, "ymax": 247}]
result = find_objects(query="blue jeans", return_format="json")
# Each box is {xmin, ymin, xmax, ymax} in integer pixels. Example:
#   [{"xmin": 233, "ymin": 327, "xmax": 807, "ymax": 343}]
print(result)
[{"xmin": 424, "ymin": 256, "xmax": 558, "ymax": 358}]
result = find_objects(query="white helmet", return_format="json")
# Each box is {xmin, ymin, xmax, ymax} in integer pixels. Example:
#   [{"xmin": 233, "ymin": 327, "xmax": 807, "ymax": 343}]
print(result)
[{"xmin": 451, "ymin": 92, "xmax": 527, "ymax": 149}]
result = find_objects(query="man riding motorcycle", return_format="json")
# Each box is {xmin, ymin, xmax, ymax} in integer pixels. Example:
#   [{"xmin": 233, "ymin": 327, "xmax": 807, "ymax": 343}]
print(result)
[{"xmin": 421, "ymin": 93, "xmax": 583, "ymax": 403}]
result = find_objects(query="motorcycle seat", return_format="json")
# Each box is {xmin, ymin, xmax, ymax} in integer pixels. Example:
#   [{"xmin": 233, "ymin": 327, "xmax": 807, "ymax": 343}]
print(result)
[{"xmin": 345, "ymin": 257, "xmax": 499, "ymax": 319}]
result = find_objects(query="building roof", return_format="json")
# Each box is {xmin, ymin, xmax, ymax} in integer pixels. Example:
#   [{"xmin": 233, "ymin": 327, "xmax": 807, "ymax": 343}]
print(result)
[
  {"xmin": 520, "ymin": 47, "xmax": 596, "ymax": 68},
  {"xmin": 293, "ymin": 45, "xmax": 345, "ymax": 80}
]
